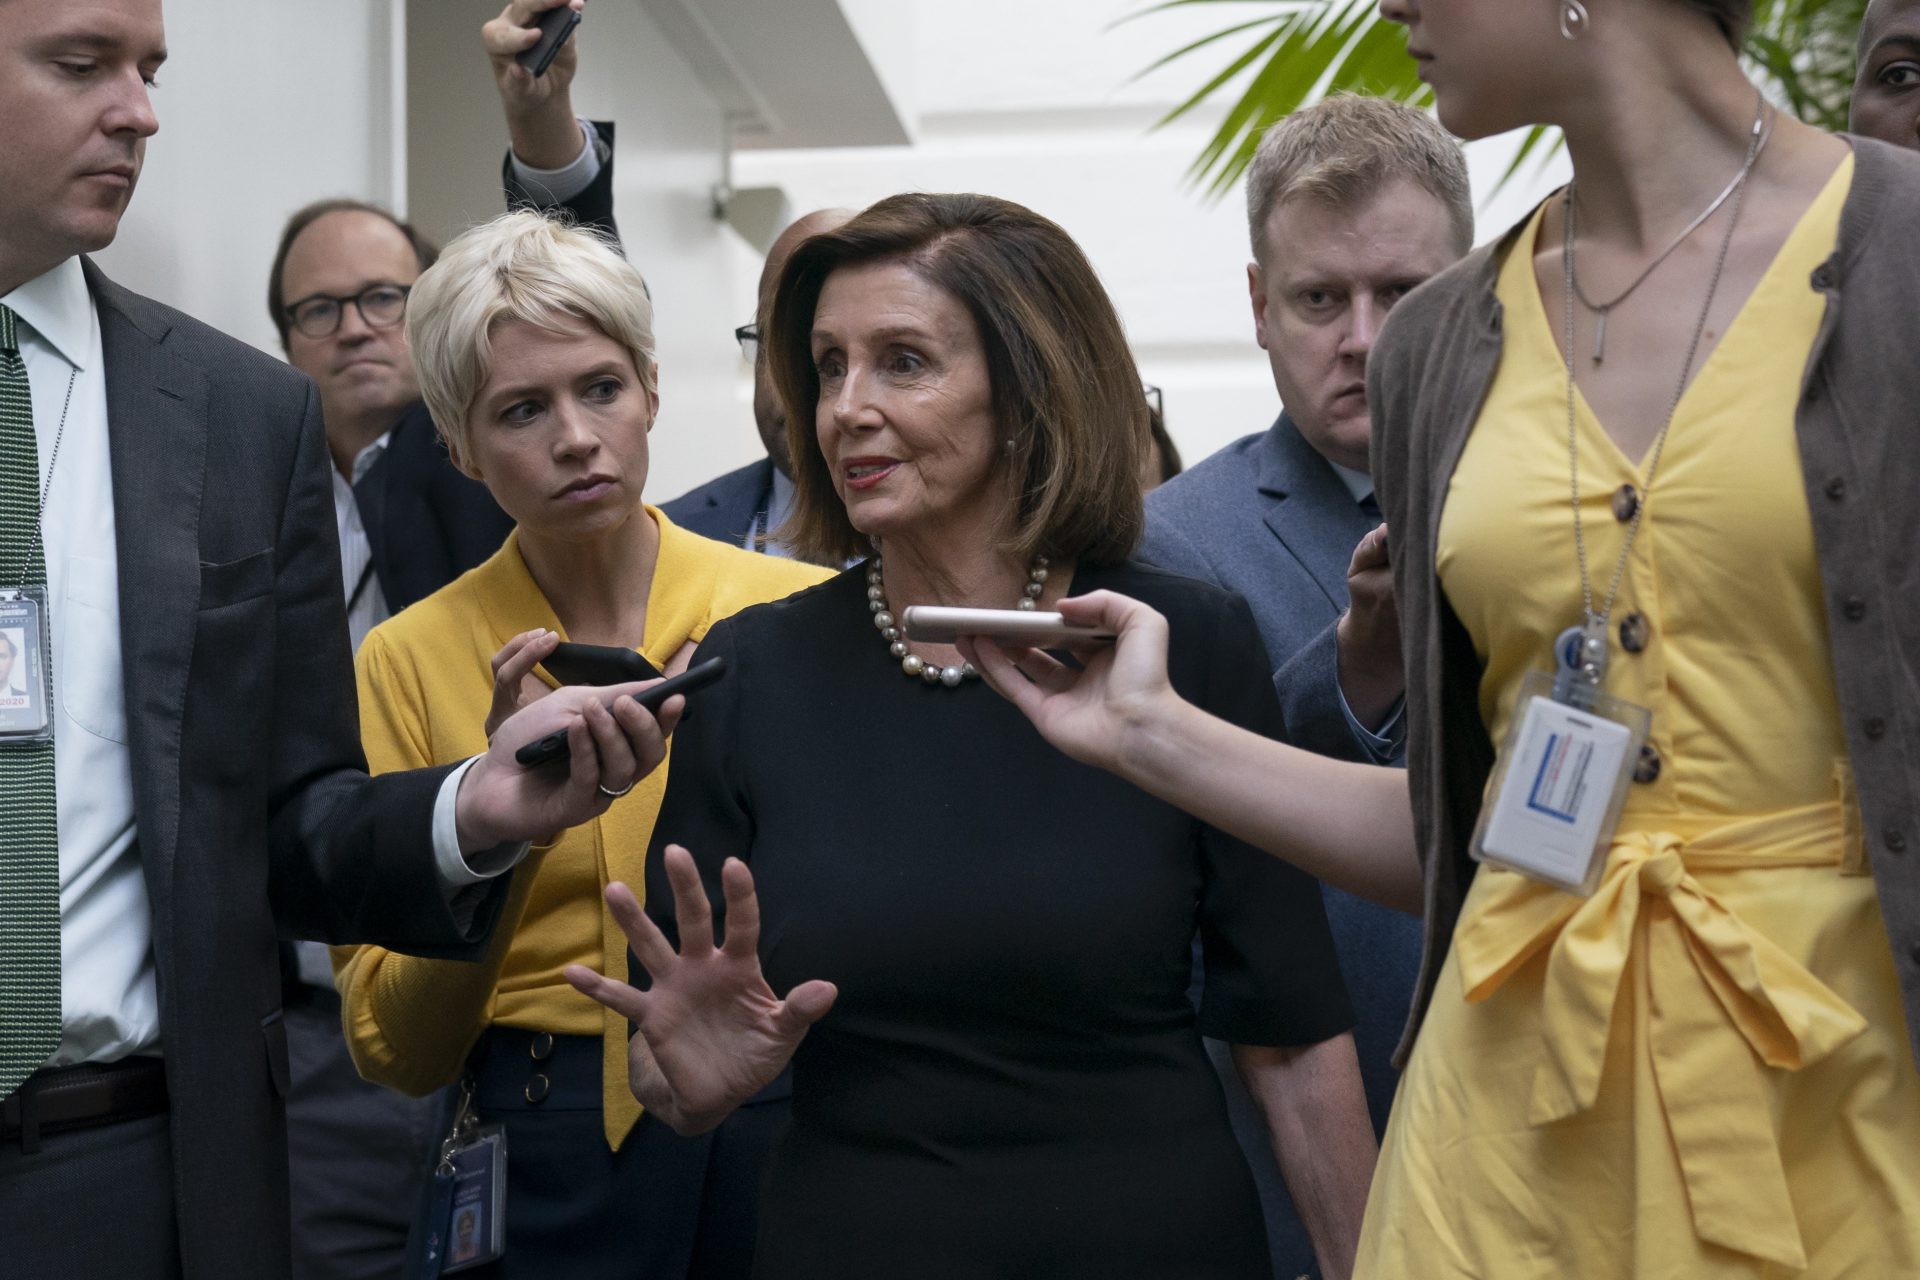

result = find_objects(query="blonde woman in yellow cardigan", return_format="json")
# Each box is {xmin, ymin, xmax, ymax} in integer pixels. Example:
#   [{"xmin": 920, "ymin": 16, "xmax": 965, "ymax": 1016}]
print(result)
[{"xmin": 331, "ymin": 211, "xmax": 829, "ymax": 1279}]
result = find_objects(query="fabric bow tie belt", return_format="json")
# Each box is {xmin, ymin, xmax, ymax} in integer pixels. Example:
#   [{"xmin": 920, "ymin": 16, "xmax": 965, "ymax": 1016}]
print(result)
[{"xmin": 1454, "ymin": 799, "xmax": 1868, "ymax": 1270}]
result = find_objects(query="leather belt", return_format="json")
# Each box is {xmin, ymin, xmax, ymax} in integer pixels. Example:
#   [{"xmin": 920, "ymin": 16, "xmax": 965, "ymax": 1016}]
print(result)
[{"xmin": 2, "ymin": 1056, "xmax": 169, "ymax": 1154}]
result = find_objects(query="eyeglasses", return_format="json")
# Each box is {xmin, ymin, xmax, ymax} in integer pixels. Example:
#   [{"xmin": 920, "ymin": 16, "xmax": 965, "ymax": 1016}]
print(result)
[
  {"xmin": 285, "ymin": 283, "xmax": 412, "ymax": 340},
  {"xmin": 735, "ymin": 322, "xmax": 760, "ymax": 364},
  {"xmin": 1143, "ymin": 384, "xmax": 1164, "ymax": 418}
]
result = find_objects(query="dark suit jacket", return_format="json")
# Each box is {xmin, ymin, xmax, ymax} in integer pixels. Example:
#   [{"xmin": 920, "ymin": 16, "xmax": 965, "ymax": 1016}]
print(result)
[
  {"xmin": 503, "ymin": 118, "xmax": 619, "ymax": 245},
  {"xmin": 85, "ymin": 259, "xmax": 510, "ymax": 1280},
  {"xmin": 352, "ymin": 400, "xmax": 513, "ymax": 615},
  {"xmin": 1141, "ymin": 414, "xmax": 1422, "ymax": 1280},
  {"xmin": 658, "ymin": 456, "xmax": 775, "ymax": 548}
]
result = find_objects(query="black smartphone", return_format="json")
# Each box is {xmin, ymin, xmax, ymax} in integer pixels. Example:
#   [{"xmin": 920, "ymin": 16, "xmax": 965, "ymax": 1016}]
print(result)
[
  {"xmin": 541, "ymin": 642, "xmax": 661, "ymax": 688},
  {"xmin": 513, "ymin": 656, "xmax": 728, "ymax": 768},
  {"xmin": 515, "ymin": 5, "xmax": 580, "ymax": 78}
]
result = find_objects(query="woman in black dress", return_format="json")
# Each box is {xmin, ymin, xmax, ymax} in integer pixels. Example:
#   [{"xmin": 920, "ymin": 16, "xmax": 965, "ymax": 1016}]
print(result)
[{"xmin": 565, "ymin": 193, "xmax": 1373, "ymax": 1278}]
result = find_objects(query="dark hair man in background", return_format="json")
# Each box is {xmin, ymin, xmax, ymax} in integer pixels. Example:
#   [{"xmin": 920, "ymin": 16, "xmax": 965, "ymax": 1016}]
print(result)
[
  {"xmin": 1137, "ymin": 94, "xmax": 1472, "ymax": 1280},
  {"xmin": 1853, "ymin": 0, "xmax": 1920, "ymax": 149}
]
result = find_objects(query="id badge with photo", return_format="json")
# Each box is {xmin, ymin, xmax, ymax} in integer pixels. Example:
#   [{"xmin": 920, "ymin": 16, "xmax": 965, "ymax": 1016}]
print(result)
[
  {"xmin": 0, "ymin": 587, "xmax": 54, "ymax": 745},
  {"xmin": 1470, "ymin": 663, "xmax": 1650, "ymax": 897},
  {"xmin": 422, "ymin": 1120, "xmax": 507, "ymax": 1274}
]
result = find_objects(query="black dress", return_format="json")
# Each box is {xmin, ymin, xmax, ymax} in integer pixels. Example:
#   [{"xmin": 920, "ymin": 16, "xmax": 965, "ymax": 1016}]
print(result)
[{"xmin": 646, "ymin": 560, "xmax": 1353, "ymax": 1279}]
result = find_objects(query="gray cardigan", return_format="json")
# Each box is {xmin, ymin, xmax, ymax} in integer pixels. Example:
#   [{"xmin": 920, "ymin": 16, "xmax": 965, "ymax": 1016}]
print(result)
[{"xmin": 1367, "ymin": 136, "xmax": 1920, "ymax": 1070}]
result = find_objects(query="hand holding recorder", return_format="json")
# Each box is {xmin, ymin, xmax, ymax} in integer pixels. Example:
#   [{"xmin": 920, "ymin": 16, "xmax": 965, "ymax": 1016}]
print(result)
[{"xmin": 958, "ymin": 591, "xmax": 1182, "ymax": 775}]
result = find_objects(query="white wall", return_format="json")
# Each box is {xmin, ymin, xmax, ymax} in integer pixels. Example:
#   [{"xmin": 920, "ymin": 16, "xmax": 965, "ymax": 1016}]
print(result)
[
  {"xmin": 408, "ymin": 0, "xmax": 761, "ymax": 502},
  {"xmin": 739, "ymin": 0, "xmax": 1569, "ymax": 470},
  {"xmin": 94, "ymin": 0, "xmax": 760, "ymax": 503},
  {"xmin": 93, "ymin": 0, "xmax": 403, "ymax": 356}
]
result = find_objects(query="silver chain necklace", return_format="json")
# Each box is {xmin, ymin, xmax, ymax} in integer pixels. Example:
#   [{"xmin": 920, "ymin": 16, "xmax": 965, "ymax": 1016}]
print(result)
[
  {"xmin": 1566, "ymin": 90, "xmax": 1770, "ymax": 365},
  {"xmin": 9, "ymin": 366, "xmax": 77, "ymax": 590},
  {"xmin": 1560, "ymin": 101, "xmax": 1774, "ymax": 685}
]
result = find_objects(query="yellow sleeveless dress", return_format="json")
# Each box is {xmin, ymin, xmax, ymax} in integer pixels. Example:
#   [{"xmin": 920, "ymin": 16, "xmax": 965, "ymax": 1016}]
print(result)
[{"xmin": 1354, "ymin": 156, "xmax": 1920, "ymax": 1278}]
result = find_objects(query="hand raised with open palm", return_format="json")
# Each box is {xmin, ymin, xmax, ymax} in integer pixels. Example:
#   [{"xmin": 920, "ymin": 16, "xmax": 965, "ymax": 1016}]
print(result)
[{"xmin": 565, "ymin": 845, "xmax": 837, "ymax": 1135}]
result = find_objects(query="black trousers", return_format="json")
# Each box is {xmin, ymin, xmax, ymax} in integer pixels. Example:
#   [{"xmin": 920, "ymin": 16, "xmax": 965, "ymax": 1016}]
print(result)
[
  {"xmin": 0, "ymin": 1110, "xmax": 182, "ymax": 1280},
  {"xmin": 409, "ymin": 1028, "xmax": 786, "ymax": 1280},
  {"xmin": 285, "ymin": 991, "xmax": 445, "ymax": 1280}
]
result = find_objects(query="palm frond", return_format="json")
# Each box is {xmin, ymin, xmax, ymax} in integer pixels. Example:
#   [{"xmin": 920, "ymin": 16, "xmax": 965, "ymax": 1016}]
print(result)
[{"xmin": 1136, "ymin": 0, "xmax": 1869, "ymax": 202}]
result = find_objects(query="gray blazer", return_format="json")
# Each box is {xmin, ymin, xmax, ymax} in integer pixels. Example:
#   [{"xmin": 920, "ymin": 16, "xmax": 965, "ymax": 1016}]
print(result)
[
  {"xmin": 85, "ymin": 261, "xmax": 509, "ymax": 1279},
  {"xmin": 1141, "ymin": 414, "xmax": 1422, "ymax": 1280},
  {"xmin": 1142, "ymin": 415, "xmax": 1382, "ymax": 761}
]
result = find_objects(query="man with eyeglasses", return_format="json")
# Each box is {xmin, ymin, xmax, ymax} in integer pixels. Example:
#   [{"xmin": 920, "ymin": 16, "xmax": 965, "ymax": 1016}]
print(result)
[
  {"xmin": 659, "ymin": 209, "xmax": 849, "ymax": 562},
  {"xmin": 269, "ymin": 211, "xmax": 512, "ymax": 656},
  {"xmin": 263, "ymin": 3, "xmax": 619, "ymax": 1276}
]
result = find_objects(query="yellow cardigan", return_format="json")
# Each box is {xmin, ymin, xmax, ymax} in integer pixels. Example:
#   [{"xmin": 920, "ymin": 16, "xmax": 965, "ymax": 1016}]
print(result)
[{"xmin": 333, "ymin": 508, "xmax": 829, "ymax": 1148}]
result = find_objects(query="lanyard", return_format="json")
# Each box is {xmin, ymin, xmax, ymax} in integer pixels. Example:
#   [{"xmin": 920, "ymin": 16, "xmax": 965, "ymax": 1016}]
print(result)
[
  {"xmin": 1558, "ymin": 104, "xmax": 1773, "ymax": 686},
  {"xmin": 6, "ymin": 366, "xmax": 77, "ymax": 589}
]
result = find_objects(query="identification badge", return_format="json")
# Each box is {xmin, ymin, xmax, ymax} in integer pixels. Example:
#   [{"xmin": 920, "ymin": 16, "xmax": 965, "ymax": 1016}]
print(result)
[
  {"xmin": 1470, "ymin": 658, "xmax": 1650, "ymax": 896},
  {"xmin": 0, "ymin": 587, "xmax": 53, "ymax": 745},
  {"xmin": 420, "ymin": 1083, "xmax": 507, "ymax": 1274}
]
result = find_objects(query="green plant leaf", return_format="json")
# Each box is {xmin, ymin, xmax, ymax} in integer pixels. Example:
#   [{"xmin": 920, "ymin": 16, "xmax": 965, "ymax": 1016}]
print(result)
[{"xmin": 1138, "ymin": 0, "xmax": 1870, "ymax": 202}]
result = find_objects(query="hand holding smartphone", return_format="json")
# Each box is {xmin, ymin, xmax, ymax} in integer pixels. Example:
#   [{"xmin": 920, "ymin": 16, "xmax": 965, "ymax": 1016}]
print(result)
[
  {"xmin": 515, "ymin": 656, "xmax": 728, "ymax": 768},
  {"xmin": 516, "ymin": 4, "xmax": 581, "ymax": 77}
]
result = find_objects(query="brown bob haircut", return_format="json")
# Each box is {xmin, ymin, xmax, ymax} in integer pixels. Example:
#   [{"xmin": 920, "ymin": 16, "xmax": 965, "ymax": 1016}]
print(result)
[{"xmin": 766, "ymin": 192, "xmax": 1148, "ymax": 568}]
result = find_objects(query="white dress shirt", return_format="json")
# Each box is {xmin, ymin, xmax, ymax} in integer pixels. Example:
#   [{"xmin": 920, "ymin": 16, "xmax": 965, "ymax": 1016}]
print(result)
[
  {"xmin": 332, "ymin": 435, "xmax": 392, "ymax": 653},
  {"xmin": 4, "ymin": 259, "xmax": 517, "ymax": 1069},
  {"xmin": 507, "ymin": 119, "xmax": 603, "ymax": 206}
]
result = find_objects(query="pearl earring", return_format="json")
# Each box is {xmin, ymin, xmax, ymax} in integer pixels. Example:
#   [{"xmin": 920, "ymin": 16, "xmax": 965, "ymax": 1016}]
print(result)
[{"xmin": 1559, "ymin": 0, "xmax": 1590, "ymax": 39}]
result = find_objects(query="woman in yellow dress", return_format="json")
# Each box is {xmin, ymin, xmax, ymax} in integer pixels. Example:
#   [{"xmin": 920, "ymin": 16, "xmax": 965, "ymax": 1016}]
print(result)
[{"xmin": 966, "ymin": 0, "xmax": 1920, "ymax": 1275}]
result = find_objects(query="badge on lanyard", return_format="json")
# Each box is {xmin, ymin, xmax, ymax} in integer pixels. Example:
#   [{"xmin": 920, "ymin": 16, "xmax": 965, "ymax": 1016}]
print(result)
[
  {"xmin": 420, "ymin": 1081, "xmax": 507, "ymax": 1274},
  {"xmin": 1469, "ymin": 623, "xmax": 1651, "ymax": 896},
  {"xmin": 0, "ymin": 587, "xmax": 54, "ymax": 745}
]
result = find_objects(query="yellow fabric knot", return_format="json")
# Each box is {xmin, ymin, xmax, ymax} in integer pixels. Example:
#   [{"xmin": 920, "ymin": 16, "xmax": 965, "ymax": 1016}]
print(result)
[
  {"xmin": 1452, "ymin": 801, "xmax": 1869, "ymax": 1270},
  {"xmin": 1636, "ymin": 847, "xmax": 1685, "ymax": 896}
]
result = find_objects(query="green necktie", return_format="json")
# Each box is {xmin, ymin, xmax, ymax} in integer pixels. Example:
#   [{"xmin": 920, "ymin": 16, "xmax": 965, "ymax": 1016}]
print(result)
[{"xmin": 0, "ymin": 303, "xmax": 61, "ymax": 1097}]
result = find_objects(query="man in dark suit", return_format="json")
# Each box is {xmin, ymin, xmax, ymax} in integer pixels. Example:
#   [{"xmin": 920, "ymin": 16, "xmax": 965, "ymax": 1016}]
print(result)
[
  {"xmin": 659, "ymin": 208, "xmax": 848, "ymax": 560},
  {"xmin": 262, "ymin": 6, "xmax": 610, "ymax": 1274},
  {"xmin": 0, "ymin": 2, "xmax": 676, "ymax": 1276},
  {"xmin": 1139, "ymin": 96, "xmax": 1473, "ymax": 1280}
]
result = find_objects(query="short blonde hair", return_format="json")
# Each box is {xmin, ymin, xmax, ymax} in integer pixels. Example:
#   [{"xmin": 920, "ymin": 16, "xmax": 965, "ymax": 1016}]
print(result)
[
  {"xmin": 1245, "ymin": 95, "xmax": 1473, "ymax": 265},
  {"xmin": 767, "ymin": 192, "xmax": 1147, "ymax": 567},
  {"xmin": 406, "ymin": 210, "xmax": 656, "ymax": 468}
]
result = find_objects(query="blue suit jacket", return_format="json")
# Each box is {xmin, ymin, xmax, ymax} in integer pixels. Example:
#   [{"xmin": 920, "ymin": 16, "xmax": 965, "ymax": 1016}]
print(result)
[
  {"xmin": 1141, "ymin": 414, "xmax": 1422, "ymax": 1280},
  {"xmin": 658, "ymin": 457, "xmax": 775, "ymax": 548}
]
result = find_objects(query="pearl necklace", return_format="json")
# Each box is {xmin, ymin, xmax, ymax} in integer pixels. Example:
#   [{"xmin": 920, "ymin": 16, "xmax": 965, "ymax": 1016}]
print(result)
[{"xmin": 866, "ymin": 550, "xmax": 1050, "ymax": 687}]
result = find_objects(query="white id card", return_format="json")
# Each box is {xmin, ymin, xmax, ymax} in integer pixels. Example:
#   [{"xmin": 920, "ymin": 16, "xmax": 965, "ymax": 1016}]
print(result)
[
  {"xmin": 0, "ymin": 587, "xmax": 53, "ymax": 745},
  {"xmin": 1471, "ymin": 670, "xmax": 1648, "ymax": 895}
]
